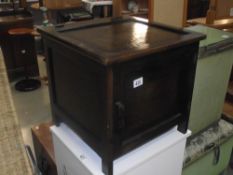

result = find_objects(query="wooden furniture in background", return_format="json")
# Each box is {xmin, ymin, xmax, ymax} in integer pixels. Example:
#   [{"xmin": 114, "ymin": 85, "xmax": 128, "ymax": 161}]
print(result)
[
  {"xmin": 0, "ymin": 10, "xmax": 39, "ymax": 81},
  {"xmin": 113, "ymin": 0, "xmax": 153, "ymax": 22},
  {"xmin": 183, "ymin": 0, "xmax": 188, "ymax": 27},
  {"xmin": 19, "ymin": 0, "xmax": 27, "ymax": 8},
  {"xmin": 152, "ymin": 0, "xmax": 188, "ymax": 27},
  {"xmin": 206, "ymin": 0, "xmax": 216, "ymax": 24},
  {"xmin": 215, "ymin": 0, "xmax": 233, "ymax": 19},
  {"xmin": 38, "ymin": 0, "xmax": 82, "ymax": 10},
  {"xmin": 187, "ymin": 0, "xmax": 210, "ymax": 20},
  {"xmin": 82, "ymin": 0, "xmax": 112, "ymax": 18},
  {"xmin": 112, "ymin": 0, "xmax": 121, "ymax": 17},
  {"xmin": 187, "ymin": 0, "xmax": 233, "ymax": 28},
  {"xmin": 31, "ymin": 0, "xmax": 83, "ymax": 24},
  {"xmin": 205, "ymin": 0, "xmax": 233, "ymax": 24},
  {"xmin": 223, "ymin": 101, "xmax": 233, "ymax": 123},
  {"xmin": 188, "ymin": 18, "xmax": 233, "ymax": 30},
  {"xmin": 8, "ymin": 27, "xmax": 41, "ymax": 91},
  {"xmin": 32, "ymin": 122, "xmax": 57, "ymax": 175}
]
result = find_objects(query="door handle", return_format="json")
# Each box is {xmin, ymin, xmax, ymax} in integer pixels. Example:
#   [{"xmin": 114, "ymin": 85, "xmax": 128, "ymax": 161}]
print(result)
[{"xmin": 213, "ymin": 145, "xmax": 220, "ymax": 165}]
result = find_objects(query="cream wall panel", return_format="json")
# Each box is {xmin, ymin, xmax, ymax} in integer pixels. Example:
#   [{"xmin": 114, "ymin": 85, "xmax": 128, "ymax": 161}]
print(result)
[{"xmin": 153, "ymin": 0, "xmax": 185, "ymax": 28}]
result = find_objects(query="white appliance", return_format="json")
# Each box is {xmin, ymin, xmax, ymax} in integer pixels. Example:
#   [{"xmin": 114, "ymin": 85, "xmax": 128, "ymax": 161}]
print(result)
[
  {"xmin": 51, "ymin": 124, "xmax": 191, "ymax": 175},
  {"xmin": 82, "ymin": 0, "xmax": 112, "ymax": 13}
]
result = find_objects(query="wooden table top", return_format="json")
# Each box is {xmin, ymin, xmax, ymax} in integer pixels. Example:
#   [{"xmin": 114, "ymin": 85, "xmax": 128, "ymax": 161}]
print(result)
[{"xmin": 8, "ymin": 27, "xmax": 34, "ymax": 35}]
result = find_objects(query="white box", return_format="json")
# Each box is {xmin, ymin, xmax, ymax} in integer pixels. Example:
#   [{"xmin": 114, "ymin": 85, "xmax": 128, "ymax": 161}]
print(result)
[{"xmin": 51, "ymin": 124, "xmax": 190, "ymax": 175}]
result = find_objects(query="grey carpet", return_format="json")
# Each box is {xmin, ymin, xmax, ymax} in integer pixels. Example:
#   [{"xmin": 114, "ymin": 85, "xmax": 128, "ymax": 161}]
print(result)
[{"xmin": 0, "ymin": 49, "xmax": 32, "ymax": 175}]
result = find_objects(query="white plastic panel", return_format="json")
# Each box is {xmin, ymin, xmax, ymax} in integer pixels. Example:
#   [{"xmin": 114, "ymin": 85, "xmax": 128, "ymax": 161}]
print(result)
[{"xmin": 51, "ymin": 123, "xmax": 190, "ymax": 175}]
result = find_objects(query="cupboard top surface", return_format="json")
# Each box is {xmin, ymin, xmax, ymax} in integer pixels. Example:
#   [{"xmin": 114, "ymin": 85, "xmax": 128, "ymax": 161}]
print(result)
[
  {"xmin": 187, "ymin": 25, "xmax": 233, "ymax": 48},
  {"xmin": 38, "ymin": 17, "xmax": 205, "ymax": 65},
  {"xmin": 186, "ymin": 25, "xmax": 233, "ymax": 57}
]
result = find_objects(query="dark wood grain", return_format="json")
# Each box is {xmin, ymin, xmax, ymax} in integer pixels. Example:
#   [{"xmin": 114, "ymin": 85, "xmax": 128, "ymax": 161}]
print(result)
[
  {"xmin": 223, "ymin": 101, "xmax": 233, "ymax": 124},
  {"xmin": 32, "ymin": 122, "xmax": 57, "ymax": 175},
  {"xmin": 39, "ymin": 17, "xmax": 204, "ymax": 175},
  {"xmin": 8, "ymin": 28, "xmax": 34, "ymax": 35},
  {"xmin": 187, "ymin": 0, "xmax": 210, "ymax": 20},
  {"xmin": 0, "ymin": 10, "xmax": 39, "ymax": 81},
  {"xmin": 38, "ymin": 17, "xmax": 204, "ymax": 65}
]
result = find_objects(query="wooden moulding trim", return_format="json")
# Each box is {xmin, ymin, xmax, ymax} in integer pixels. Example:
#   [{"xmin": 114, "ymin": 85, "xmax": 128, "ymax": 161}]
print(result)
[
  {"xmin": 183, "ymin": 0, "xmax": 188, "ymax": 27},
  {"xmin": 113, "ymin": 0, "xmax": 122, "ymax": 18},
  {"xmin": 149, "ymin": 0, "xmax": 187, "ymax": 27},
  {"xmin": 210, "ymin": 0, "xmax": 218, "ymax": 9},
  {"xmin": 148, "ymin": 0, "xmax": 154, "ymax": 23},
  {"xmin": 206, "ymin": 0, "xmax": 217, "ymax": 24}
]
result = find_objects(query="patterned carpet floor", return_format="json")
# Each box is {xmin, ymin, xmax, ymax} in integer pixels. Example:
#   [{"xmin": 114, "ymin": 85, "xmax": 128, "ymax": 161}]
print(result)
[{"xmin": 0, "ymin": 50, "xmax": 32, "ymax": 175}]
